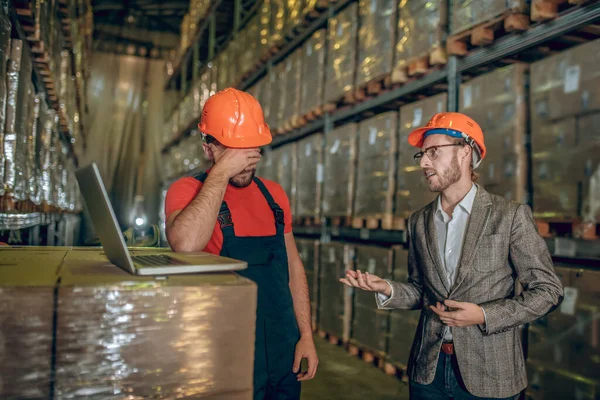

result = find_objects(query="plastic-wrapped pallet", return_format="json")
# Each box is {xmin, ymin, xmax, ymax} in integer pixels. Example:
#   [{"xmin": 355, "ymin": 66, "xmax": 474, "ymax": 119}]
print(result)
[
  {"xmin": 281, "ymin": 48, "xmax": 302, "ymax": 129},
  {"xmin": 394, "ymin": 0, "xmax": 447, "ymax": 79},
  {"xmin": 257, "ymin": 146, "xmax": 276, "ymax": 182},
  {"xmin": 299, "ymin": 29, "xmax": 326, "ymax": 117},
  {"xmin": 318, "ymin": 242, "xmax": 354, "ymax": 341},
  {"xmin": 227, "ymin": 41, "xmax": 241, "ymax": 87},
  {"xmin": 295, "ymin": 134, "xmax": 323, "ymax": 219},
  {"xmin": 3, "ymin": 39, "xmax": 33, "ymax": 208},
  {"xmin": 39, "ymin": 105, "xmax": 58, "ymax": 209},
  {"xmin": 323, "ymin": 124, "xmax": 358, "ymax": 220},
  {"xmin": 268, "ymin": 63, "xmax": 286, "ymax": 130},
  {"xmin": 325, "ymin": 3, "xmax": 358, "ymax": 104},
  {"xmin": 270, "ymin": 0, "xmax": 287, "ymax": 46},
  {"xmin": 356, "ymin": 0, "xmax": 396, "ymax": 86},
  {"xmin": 530, "ymin": 39, "xmax": 600, "ymax": 222},
  {"xmin": 351, "ymin": 244, "xmax": 393, "ymax": 354},
  {"xmin": 0, "ymin": 247, "xmax": 67, "ymax": 399},
  {"xmin": 296, "ymin": 238, "xmax": 319, "ymax": 331},
  {"xmin": 0, "ymin": 12, "xmax": 10, "ymax": 195},
  {"xmin": 53, "ymin": 248, "xmax": 257, "ymax": 400},
  {"xmin": 396, "ymin": 93, "xmax": 447, "ymax": 219},
  {"xmin": 216, "ymin": 50, "xmax": 230, "ymax": 90},
  {"xmin": 12, "ymin": 80, "xmax": 35, "ymax": 206},
  {"xmin": 239, "ymin": 15, "xmax": 260, "ymax": 78},
  {"xmin": 259, "ymin": 0, "xmax": 272, "ymax": 58},
  {"xmin": 27, "ymin": 95, "xmax": 41, "ymax": 206},
  {"xmin": 450, "ymin": 0, "xmax": 528, "ymax": 35},
  {"xmin": 354, "ymin": 112, "xmax": 397, "ymax": 228},
  {"xmin": 459, "ymin": 64, "xmax": 528, "ymax": 204},
  {"xmin": 272, "ymin": 144, "xmax": 297, "ymax": 215},
  {"xmin": 286, "ymin": 0, "xmax": 304, "ymax": 36},
  {"xmin": 387, "ymin": 246, "xmax": 420, "ymax": 369},
  {"xmin": 527, "ymin": 265, "xmax": 600, "ymax": 399}
]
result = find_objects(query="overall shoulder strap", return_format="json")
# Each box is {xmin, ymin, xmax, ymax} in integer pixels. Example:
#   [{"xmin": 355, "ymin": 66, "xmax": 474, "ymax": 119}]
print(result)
[{"xmin": 253, "ymin": 177, "xmax": 285, "ymax": 231}]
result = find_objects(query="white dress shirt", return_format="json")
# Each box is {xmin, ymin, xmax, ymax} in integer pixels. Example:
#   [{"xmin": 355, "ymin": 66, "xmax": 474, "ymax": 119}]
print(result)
[{"xmin": 378, "ymin": 184, "xmax": 486, "ymax": 341}]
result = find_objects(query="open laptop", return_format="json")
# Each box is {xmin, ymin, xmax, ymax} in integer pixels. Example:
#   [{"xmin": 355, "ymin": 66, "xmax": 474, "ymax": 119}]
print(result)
[{"xmin": 75, "ymin": 162, "xmax": 247, "ymax": 275}]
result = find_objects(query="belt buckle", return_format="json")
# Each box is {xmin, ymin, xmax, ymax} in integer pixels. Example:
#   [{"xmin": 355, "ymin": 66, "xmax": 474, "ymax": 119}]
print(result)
[{"xmin": 441, "ymin": 343, "xmax": 454, "ymax": 355}]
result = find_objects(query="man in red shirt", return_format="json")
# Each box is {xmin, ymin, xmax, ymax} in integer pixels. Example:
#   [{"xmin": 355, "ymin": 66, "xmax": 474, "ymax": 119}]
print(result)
[{"xmin": 165, "ymin": 88, "xmax": 318, "ymax": 399}]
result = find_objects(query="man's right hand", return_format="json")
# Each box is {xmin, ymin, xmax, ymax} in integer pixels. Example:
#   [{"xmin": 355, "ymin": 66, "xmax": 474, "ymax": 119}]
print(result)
[
  {"xmin": 212, "ymin": 148, "xmax": 262, "ymax": 178},
  {"xmin": 340, "ymin": 270, "xmax": 391, "ymax": 297}
]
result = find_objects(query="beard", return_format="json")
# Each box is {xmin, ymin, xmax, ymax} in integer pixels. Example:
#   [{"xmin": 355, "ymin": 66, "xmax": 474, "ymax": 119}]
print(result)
[
  {"xmin": 229, "ymin": 168, "xmax": 256, "ymax": 188},
  {"xmin": 426, "ymin": 152, "xmax": 462, "ymax": 193}
]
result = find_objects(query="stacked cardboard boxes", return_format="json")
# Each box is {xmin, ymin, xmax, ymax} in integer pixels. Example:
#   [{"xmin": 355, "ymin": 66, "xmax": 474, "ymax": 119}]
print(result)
[
  {"xmin": 323, "ymin": 124, "xmax": 358, "ymax": 219},
  {"xmin": 396, "ymin": 93, "xmax": 447, "ymax": 218},
  {"xmin": 272, "ymin": 144, "xmax": 298, "ymax": 215},
  {"xmin": 387, "ymin": 246, "xmax": 420, "ymax": 368},
  {"xmin": 0, "ymin": 12, "xmax": 10, "ymax": 193},
  {"xmin": 270, "ymin": 0, "xmax": 288, "ymax": 46},
  {"xmin": 239, "ymin": 15, "xmax": 261, "ymax": 79},
  {"xmin": 325, "ymin": 3, "xmax": 358, "ymax": 103},
  {"xmin": 351, "ymin": 245, "xmax": 394, "ymax": 354},
  {"xmin": 450, "ymin": 0, "xmax": 529, "ymax": 35},
  {"xmin": 356, "ymin": 0, "xmax": 396, "ymax": 86},
  {"xmin": 257, "ymin": 147, "xmax": 276, "ymax": 182},
  {"xmin": 296, "ymin": 238, "xmax": 320, "ymax": 331},
  {"xmin": 460, "ymin": 64, "xmax": 528, "ymax": 204},
  {"xmin": 259, "ymin": 0, "xmax": 273, "ymax": 58},
  {"xmin": 268, "ymin": 62, "xmax": 287, "ymax": 130},
  {"xmin": 318, "ymin": 242, "xmax": 354, "ymax": 342},
  {"xmin": 394, "ymin": 0, "xmax": 447, "ymax": 79},
  {"xmin": 530, "ymin": 39, "xmax": 600, "ymax": 222},
  {"xmin": 286, "ymin": 0, "xmax": 305, "ymax": 36},
  {"xmin": 295, "ymin": 134, "xmax": 324, "ymax": 219},
  {"xmin": 281, "ymin": 48, "xmax": 303, "ymax": 128},
  {"xmin": 354, "ymin": 111, "xmax": 398, "ymax": 226},
  {"xmin": 299, "ymin": 29, "xmax": 326, "ymax": 117},
  {"xmin": 527, "ymin": 266, "xmax": 600, "ymax": 399}
]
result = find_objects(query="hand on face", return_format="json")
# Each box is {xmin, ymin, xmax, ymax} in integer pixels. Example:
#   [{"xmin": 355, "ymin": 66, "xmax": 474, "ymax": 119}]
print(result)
[{"xmin": 211, "ymin": 147, "xmax": 261, "ymax": 179}]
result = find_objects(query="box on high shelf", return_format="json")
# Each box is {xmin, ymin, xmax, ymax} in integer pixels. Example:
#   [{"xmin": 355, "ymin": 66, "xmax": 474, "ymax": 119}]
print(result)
[
  {"xmin": 296, "ymin": 238, "xmax": 320, "ymax": 331},
  {"xmin": 280, "ymin": 47, "xmax": 303, "ymax": 130},
  {"xmin": 351, "ymin": 244, "xmax": 394, "ymax": 355},
  {"xmin": 323, "ymin": 124, "xmax": 358, "ymax": 220},
  {"xmin": 295, "ymin": 134, "xmax": 323, "ymax": 219},
  {"xmin": 354, "ymin": 111, "xmax": 398, "ymax": 228},
  {"xmin": 530, "ymin": 39, "xmax": 600, "ymax": 222},
  {"xmin": 460, "ymin": 64, "xmax": 528, "ymax": 204},
  {"xmin": 387, "ymin": 246, "xmax": 420, "ymax": 369},
  {"xmin": 299, "ymin": 29, "xmax": 326, "ymax": 118},
  {"xmin": 356, "ymin": 0, "xmax": 396, "ymax": 86},
  {"xmin": 257, "ymin": 146, "xmax": 276, "ymax": 182},
  {"xmin": 285, "ymin": 0, "xmax": 304, "ymax": 37},
  {"xmin": 269, "ymin": 0, "xmax": 287, "ymax": 47},
  {"xmin": 394, "ymin": 0, "xmax": 447, "ymax": 82},
  {"xmin": 395, "ymin": 93, "xmax": 447, "ymax": 220},
  {"xmin": 0, "ymin": 11, "xmax": 10, "ymax": 197},
  {"xmin": 325, "ymin": 2, "xmax": 358, "ymax": 104},
  {"xmin": 318, "ymin": 242, "xmax": 354, "ymax": 342},
  {"xmin": 259, "ymin": 0, "xmax": 272, "ymax": 57},
  {"xmin": 238, "ymin": 15, "xmax": 260, "ymax": 79},
  {"xmin": 268, "ymin": 62, "xmax": 286, "ymax": 130},
  {"xmin": 450, "ymin": 0, "xmax": 529, "ymax": 35},
  {"xmin": 272, "ymin": 144, "xmax": 297, "ymax": 216}
]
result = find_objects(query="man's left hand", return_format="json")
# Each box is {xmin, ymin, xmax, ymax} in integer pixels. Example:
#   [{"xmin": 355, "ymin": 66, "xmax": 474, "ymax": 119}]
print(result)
[
  {"xmin": 293, "ymin": 335, "xmax": 319, "ymax": 381},
  {"xmin": 430, "ymin": 300, "xmax": 485, "ymax": 327}
]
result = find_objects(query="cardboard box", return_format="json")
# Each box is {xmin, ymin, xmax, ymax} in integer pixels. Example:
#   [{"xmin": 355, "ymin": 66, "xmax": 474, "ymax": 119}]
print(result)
[
  {"xmin": 450, "ymin": 0, "xmax": 528, "ymax": 35},
  {"xmin": 299, "ymin": 29, "xmax": 326, "ymax": 116},
  {"xmin": 257, "ymin": 146, "xmax": 276, "ymax": 182},
  {"xmin": 270, "ymin": 0, "xmax": 287, "ymax": 45},
  {"xmin": 259, "ymin": 0, "xmax": 272, "ymax": 57},
  {"xmin": 351, "ymin": 245, "xmax": 394, "ymax": 354},
  {"xmin": 272, "ymin": 144, "xmax": 297, "ymax": 215},
  {"xmin": 52, "ymin": 249, "xmax": 256, "ymax": 400},
  {"xmin": 281, "ymin": 48, "xmax": 303, "ymax": 127},
  {"xmin": 323, "ymin": 124, "xmax": 358, "ymax": 218},
  {"xmin": 296, "ymin": 134, "xmax": 323, "ymax": 218},
  {"xmin": 355, "ymin": 111, "xmax": 398, "ymax": 219},
  {"xmin": 396, "ymin": 93, "xmax": 447, "ymax": 218},
  {"xmin": 460, "ymin": 64, "xmax": 528, "ymax": 204},
  {"xmin": 356, "ymin": 0, "xmax": 396, "ymax": 85},
  {"xmin": 286, "ymin": 0, "xmax": 304, "ymax": 35},
  {"xmin": 296, "ymin": 239, "xmax": 320, "ymax": 330},
  {"xmin": 268, "ymin": 63, "xmax": 286, "ymax": 129},
  {"xmin": 239, "ymin": 15, "xmax": 260, "ymax": 79},
  {"xmin": 0, "ymin": 13, "xmax": 10, "ymax": 196},
  {"xmin": 325, "ymin": 3, "xmax": 358, "ymax": 103},
  {"xmin": 395, "ymin": 0, "xmax": 446, "ymax": 72},
  {"xmin": 318, "ymin": 243, "xmax": 354, "ymax": 341}
]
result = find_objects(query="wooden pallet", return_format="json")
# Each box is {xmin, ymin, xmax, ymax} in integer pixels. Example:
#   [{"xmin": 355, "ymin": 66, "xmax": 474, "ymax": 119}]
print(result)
[
  {"xmin": 326, "ymin": 215, "xmax": 353, "ymax": 228},
  {"xmin": 390, "ymin": 47, "xmax": 447, "ymax": 84},
  {"xmin": 352, "ymin": 215, "xmax": 394, "ymax": 230},
  {"xmin": 303, "ymin": 105, "xmax": 324, "ymax": 122},
  {"xmin": 531, "ymin": 0, "xmax": 585, "ymax": 21},
  {"xmin": 447, "ymin": 12, "xmax": 530, "ymax": 56},
  {"xmin": 351, "ymin": 73, "xmax": 393, "ymax": 103},
  {"xmin": 535, "ymin": 219, "xmax": 599, "ymax": 240},
  {"xmin": 347, "ymin": 341, "xmax": 387, "ymax": 369},
  {"xmin": 391, "ymin": 216, "xmax": 408, "ymax": 231},
  {"xmin": 383, "ymin": 361, "xmax": 410, "ymax": 383},
  {"xmin": 295, "ymin": 216, "xmax": 321, "ymax": 227},
  {"xmin": 323, "ymin": 92, "xmax": 358, "ymax": 113},
  {"xmin": 317, "ymin": 330, "xmax": 345, "ymax": 346},
  {"xmin": 291, "ymin": 114, "xmax": 307, "ymax": 129}
]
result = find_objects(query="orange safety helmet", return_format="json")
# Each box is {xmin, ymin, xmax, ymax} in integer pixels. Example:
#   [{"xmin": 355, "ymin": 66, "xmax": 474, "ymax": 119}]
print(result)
[
  {"xmin": 198, "ymin": 87, "xmax": 272, "ymax": 148},
  {"xmin": 407, "ymin": 112, "xmax": 486, "ymax": 168}
]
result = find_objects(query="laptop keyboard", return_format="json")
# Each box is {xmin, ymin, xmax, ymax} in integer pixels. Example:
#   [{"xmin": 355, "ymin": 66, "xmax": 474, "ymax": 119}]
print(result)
[{"xmin": 132, "ymin": 254, "xmax": 187, "ymax": 266}]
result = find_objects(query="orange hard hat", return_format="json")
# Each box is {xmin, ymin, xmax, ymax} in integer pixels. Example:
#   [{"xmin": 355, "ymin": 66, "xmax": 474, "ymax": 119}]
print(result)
[
  {"xmin": 407, "ymin": 112, "xmax": 486, "ymax": 167},
  {"xmin": 198, "ymin": 88, "xmax": 272, "ymax": 148}
]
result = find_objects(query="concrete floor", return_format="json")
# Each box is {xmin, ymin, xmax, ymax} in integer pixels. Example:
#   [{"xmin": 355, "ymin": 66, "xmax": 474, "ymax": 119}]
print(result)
[{"xmin": 302, "ymin": 336, "xmax": 410, "ymax": 400}]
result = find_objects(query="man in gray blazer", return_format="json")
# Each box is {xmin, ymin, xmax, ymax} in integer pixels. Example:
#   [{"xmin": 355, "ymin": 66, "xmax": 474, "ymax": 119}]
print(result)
[{"xmin": 341, "ymin": 112, "xmax": 563, "ymax": 400}]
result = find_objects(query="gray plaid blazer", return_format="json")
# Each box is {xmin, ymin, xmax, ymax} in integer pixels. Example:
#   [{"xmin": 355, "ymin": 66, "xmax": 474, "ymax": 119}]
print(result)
[{"xmin": 377, "ymin": 185, "xmax": 563, "ymax": 398}]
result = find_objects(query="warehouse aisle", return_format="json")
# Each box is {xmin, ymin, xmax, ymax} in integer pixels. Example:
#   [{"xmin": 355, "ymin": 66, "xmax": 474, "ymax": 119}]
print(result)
[{"xmin": 302, "ymin": 336, "xmax": 409, "ymax": 400}]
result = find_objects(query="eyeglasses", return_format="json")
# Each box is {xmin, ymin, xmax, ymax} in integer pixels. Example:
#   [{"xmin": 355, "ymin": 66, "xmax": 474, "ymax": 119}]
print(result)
[{"xmin": 413, "ymin": 143, "xmax": 464, "ymax": 165}]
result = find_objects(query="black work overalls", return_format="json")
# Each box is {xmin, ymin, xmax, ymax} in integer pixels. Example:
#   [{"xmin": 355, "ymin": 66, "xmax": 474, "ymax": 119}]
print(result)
[{"xmin": 195, "ymin": 173, "xmax": 301, "ymax": 400}]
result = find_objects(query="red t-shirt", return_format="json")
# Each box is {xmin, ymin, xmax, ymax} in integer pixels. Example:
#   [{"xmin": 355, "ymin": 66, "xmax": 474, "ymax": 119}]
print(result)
[{"xmin": 164, "ymin": 173, "xmax": 293, "ymax": 254}]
